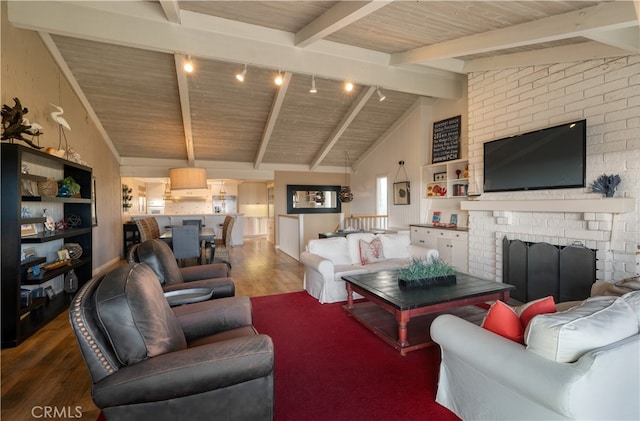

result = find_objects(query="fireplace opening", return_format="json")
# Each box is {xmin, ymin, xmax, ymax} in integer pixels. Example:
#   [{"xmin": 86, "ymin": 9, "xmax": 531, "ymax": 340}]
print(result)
[{"xmin": 502, "ymin": 237, "xmax": 596, "ymax": 303}]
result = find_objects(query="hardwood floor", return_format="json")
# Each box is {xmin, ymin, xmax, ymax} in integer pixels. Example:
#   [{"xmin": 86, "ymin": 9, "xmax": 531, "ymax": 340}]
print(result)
[{"xmin": 1, "ymin": 237, "xmax": 304, "ymax": 421}]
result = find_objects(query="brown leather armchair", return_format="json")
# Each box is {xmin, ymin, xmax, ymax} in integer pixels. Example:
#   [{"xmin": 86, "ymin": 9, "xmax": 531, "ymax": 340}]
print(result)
[
  {"xmin": 128, "ymin": 239, "xmax": 235, "ymax": 299},
  {"xmin": 69, "ymin": 263, "xmax": 274, "ymax": 421}
]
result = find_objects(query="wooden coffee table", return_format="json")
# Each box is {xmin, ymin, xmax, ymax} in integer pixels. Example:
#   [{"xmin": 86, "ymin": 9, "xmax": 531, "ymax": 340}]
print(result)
[{"xmin": 343, "ymin": 270, "xmax": 514, "ymax": 355}]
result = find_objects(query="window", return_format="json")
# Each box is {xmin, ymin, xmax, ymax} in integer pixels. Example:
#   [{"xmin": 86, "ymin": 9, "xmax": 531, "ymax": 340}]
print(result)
[{"xmin": 376, "ymin": 176, "xmax": 387, "ymax": 215}]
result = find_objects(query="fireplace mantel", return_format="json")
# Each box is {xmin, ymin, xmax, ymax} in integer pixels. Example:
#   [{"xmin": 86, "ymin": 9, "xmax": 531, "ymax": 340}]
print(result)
[{"xmin": 460, "ymin": 198, "xmax": 635, "ymax": 213}]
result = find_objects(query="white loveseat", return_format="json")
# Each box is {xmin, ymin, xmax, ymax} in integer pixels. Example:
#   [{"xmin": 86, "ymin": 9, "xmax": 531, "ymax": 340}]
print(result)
[
  {"xmin": 300, "ymin": 232, "xmax": 438, "ymax": 303},
  {"xmin": 431, "ymin": 290, "xmax": 640, "ymax": 420}
]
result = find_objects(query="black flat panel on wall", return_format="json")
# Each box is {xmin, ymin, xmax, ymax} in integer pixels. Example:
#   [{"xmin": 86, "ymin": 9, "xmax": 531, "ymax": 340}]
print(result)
[
  {"xmin": 528, "ymin": 243, "xmax": 560, "ymax": 301},
  {"xmin": 559, "ymin": 246, "xmax": 595, "ymax": 302},
  {"xmin": 505, "ymin": 239, "xmax": 528, "ymax": 302}
]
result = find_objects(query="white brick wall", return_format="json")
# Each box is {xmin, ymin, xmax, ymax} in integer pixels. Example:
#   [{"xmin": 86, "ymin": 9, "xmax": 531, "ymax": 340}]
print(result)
[{"xmin": 467, "ymin": 55, "xmax": 640, "ymax": 283}]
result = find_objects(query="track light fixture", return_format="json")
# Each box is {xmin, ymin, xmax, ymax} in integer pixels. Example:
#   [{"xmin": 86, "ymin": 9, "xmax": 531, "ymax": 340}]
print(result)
[
  {"xmin": 310, "ymin": 75, "xmax": 317, "ymax": 93},
  {"xmin": 183, "ymin": 55, "xmax": 194, "ymax": 73},
  {"xmin": 345, "ymin": 81, "xmax": 354, "ymax": 92},
  {"xmin": 275, "ymin": 71, "xmax": 283, "ymax": 86},
  {"xmin": 376, "ymin": 87, "xmax": 386, "ymax": 102},
  {"xmin": 236, "ymin": 64, "xmax": 247, "ymax": 82}
]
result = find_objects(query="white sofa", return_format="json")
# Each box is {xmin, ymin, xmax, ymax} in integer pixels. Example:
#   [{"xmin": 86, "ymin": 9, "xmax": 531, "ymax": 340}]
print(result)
[
  {"xmin": 431, "ymin": 291, "xmax": 640, "ymax": 420},
  {"xmin": 300, "ymin": 232, "xmax": 438, "ymax": 303}
]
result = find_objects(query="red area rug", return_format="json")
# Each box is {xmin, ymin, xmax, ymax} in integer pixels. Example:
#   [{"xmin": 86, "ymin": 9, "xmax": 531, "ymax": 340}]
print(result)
[{"xmin": 251, "ymin": 291, "xmax": 460, "ymax": 421}]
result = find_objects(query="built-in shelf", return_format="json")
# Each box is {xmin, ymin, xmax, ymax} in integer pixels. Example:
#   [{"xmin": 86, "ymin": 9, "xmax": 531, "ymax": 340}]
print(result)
[{"xmin": 460, "ymin": 198, "xmax": 635, "ymax": 214}]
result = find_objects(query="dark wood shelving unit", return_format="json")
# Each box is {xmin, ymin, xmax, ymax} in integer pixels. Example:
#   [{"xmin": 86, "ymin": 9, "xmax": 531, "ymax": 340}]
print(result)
[{"xmin": 1, "ymin": 143, "xmax": 93, "ymax": 348}]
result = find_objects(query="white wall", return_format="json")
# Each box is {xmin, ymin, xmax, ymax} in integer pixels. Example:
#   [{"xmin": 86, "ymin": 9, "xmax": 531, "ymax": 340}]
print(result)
[
  {"xmin": 466, "ymin": 55, "xmax": 640, "ymax": 282},
  {"xmin": 352, "ymin": 90, "xmax": 469, "ymax": 228}
]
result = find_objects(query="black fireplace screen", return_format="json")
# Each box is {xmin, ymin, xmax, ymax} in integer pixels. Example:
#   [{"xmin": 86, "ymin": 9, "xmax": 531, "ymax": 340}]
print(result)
[{"xmin": 503, "ymin": 237, "xmax": 595, "ymax": 303}]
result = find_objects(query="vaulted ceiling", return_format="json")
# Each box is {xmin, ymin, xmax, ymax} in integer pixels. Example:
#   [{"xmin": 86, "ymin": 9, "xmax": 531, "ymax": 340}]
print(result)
[{"xmin": 7, "ymin": 1, "xmax": 639, "ymax": 179}]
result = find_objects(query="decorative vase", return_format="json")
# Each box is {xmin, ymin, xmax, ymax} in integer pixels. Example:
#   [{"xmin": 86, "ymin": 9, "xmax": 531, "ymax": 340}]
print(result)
[
  {"xmin": 398, "ymin": 274, "xmax": 457, "ymax": 289},
  {"xmin": 64, "ymin": 269, "xmax": 79, "ymax": 293}
]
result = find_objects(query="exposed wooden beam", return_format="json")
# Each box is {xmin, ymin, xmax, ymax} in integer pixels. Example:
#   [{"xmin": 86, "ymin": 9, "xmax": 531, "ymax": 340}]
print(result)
[
  {"xmin": 391, "ymin": 2, "xmax": 638, "ymax": 65},
  {"xmin": 7, "ymin": 1, "xmax": 463, "ymax": 99},
  {"xmin": 255, "ymin": 72, "xmax": 292, "ymax": 170},
  {"xmin": 38, "ymin": 32, "xmax": 120, "ymax": 162},
  {"xmin": 158, "ymin": 0, "xmax": 180, "ymax": 24},
  {"xmin": 352, "ymin": 98, "xmax": 423, "ymax": 169},
  {"xmin": 295, "ymin": 1, "xmax": 392, "ymax": 48},
  {"xmin": 174, "ymin": 54, "xmax": 195, "ymax": 165},
  {"xmin": 583, "ymin": 27, "xmax": 639, "ymax": 52},
  {"xmin": 463, "ymin": 41, "xmax": 632, "ymax": 73},
  {"xmin": 310, "ymin": 87, "xmax": 375, "ymax": 171}
]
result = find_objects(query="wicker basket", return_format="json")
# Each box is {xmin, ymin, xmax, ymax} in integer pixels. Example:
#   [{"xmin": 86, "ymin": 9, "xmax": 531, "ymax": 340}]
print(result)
[{"xmin": 37, "ymin": 179, "xmax": 58, "ymax": 197}]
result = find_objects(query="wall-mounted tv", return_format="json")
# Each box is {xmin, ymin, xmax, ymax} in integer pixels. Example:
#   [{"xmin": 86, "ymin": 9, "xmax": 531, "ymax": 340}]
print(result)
[{"xmin": 483, "ymin": 119, "xmax": 586, "ymax": 192}]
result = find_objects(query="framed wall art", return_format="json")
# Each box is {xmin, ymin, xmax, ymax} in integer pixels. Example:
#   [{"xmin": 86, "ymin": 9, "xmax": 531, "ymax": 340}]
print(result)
[
  {"xmin": 432, "ymin": 115, "xmax": 461, "ymax": 163},
  {"xmin": 21, "ymin": 224, "xmax": 37, "ymax": 236},
  {"xmin": 393, "ymin": 181, "xmax": 410, "ymax": 205}
]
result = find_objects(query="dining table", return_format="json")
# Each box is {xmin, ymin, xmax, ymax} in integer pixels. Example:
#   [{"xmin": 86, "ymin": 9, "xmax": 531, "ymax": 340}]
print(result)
[{"xmin": 160, "ymin": 227, "xmax": 216, "ymax": 263}]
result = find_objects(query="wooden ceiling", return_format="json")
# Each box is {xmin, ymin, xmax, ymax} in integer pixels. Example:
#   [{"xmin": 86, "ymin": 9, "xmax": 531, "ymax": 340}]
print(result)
[{"xmin": 8, "ymin": 1, "xmax": 638, "ymax": 178}]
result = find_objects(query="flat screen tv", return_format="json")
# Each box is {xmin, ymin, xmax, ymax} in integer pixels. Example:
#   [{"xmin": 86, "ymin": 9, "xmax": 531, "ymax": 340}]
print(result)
[{"xmin": 483, "ymin": 119, "xmax": 586, "ymax": 192}]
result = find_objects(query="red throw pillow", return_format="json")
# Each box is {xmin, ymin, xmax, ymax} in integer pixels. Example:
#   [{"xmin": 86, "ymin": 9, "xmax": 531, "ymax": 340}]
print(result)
[
  {"xmin": 481, "ymin": 300, "xmax": 524, "ymax": 344},
  {"xmin": 359, "ymin": 238, "xmax": 384, "ymax": 265},
  {"xmin": 516, "ymin": 296, "xmax": 556, "ymax": 329}
]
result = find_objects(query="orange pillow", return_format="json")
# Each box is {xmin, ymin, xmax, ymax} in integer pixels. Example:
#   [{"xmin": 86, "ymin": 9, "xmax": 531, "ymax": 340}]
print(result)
[
  {"xmin": 481, "ymin": 300, "xmax": 524, "ymax": 344},
  {"xmin": 516, "ymin": 296, "xmax": 556, "ymax": 329}
]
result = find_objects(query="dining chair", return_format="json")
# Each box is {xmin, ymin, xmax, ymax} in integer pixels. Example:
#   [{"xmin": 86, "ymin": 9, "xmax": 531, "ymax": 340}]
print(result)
[
  {"xmin": 171, "ymin": 225, "xmax": 202, "ymax": 267},
  {"xmin": 182, "ymin": 219, "xmax": 203, "ymax": 228},
  {"xmin": 213, "ymin": 216, "xmax": 234, "ymax": 268},
  {"xmin": 135, "ymin": 217, "xmax": 161, "ymax": 241}
]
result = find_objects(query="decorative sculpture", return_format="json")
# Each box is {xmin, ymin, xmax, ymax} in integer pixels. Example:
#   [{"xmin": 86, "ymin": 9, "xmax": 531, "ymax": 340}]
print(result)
[
  {"xmin": 1, "ymin": 97, "xmax": 43, "ymax": 149},
  {"xmin": 50, "ymin": 104, "xmax": 71, "ymax": 157},
  {"xmin": 591, "ymin": 174, "xmax": 621, "ymax": 198}
]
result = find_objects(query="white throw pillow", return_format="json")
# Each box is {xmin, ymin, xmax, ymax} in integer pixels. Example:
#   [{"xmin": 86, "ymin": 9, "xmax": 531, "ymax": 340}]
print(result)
[
  {"xmin": 620, "ymin": 290, "xmax": 640, "ymax": 327},
  {"xmin": 307, "ymin": 237, "xmax": 351, "ymax": 265},
  {"xmin": 377, "ymin": 234, "xmax": 410, "ymax": 259},
  {"xmin": 346, "ymin": 233, "xmax": 376, "ymax": 265},
  {"xmin": 525, "ymin": 295, "xmax": 638, "ymax": 363}
]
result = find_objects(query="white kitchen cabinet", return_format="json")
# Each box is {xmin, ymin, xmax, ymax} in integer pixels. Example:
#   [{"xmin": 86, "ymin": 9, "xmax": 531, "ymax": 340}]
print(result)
[
  {"xmin": 410, "ymin": 226, "xmax": 437, "ymax": 249},
  {"xmin": 244, "ymin": 217, "xmax": 268, "ymax": 237},
  {"xmin": 238, "ymin": 182, "xmax": 267, "ymax": 205},
  {"xmin": 410, "ymin": 225, "xmax": 468, "ymax": 273}
]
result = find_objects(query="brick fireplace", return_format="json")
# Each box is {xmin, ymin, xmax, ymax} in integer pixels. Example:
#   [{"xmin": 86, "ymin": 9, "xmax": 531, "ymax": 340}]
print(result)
[
  {"xmin": 462, "ymin": 198, "xmax": 637, "ymax": 288},
  {"xmin": 462, "ymin": 56, "xmax": 639, "ymax": 290}
]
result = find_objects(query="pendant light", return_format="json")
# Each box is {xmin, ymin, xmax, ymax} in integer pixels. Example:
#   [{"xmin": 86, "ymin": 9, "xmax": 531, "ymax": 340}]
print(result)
[
  {"xmin": 169, "ymin": 167, "xmax": 207, "ymax": 190},
  {"xmin": 219, "ymin": 180, "xmax": 226, "ymax": 200},
  {"xmin": 339, "ymin": 150, "xmax": 354, "ymax": 203}
]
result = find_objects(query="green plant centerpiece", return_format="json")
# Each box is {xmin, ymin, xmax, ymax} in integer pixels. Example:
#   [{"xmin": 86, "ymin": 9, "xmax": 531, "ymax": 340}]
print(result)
[
  {"xmin": 398, "ymin": 257, "xmax": 457, "ymax": 289},
  {"xmin": 58, "ymin": 176, "xmax": 81, "ymax": 197}
]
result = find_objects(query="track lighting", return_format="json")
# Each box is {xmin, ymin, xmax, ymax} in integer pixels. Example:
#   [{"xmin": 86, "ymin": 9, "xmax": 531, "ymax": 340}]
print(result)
[
  {"xmin": 310, "ymin": 75, "xmax": 317, "ymax": 93},
  {"xmin": 183, "ymin": 55, "xmax": 194, "ymax": 73},
  {"xmin": 376, "ymin": 87, "xmax": 386, "ymax": 102},
  {"xmin": 236, "ymin": 64, "xmax": 247, "ymax": 82},
  {"xmin": 345, "ymin": 81, "xmax": 353, "ymax": 92},
  {"xmin": 275, "ymin": 71, "xmax": 283, "ymax": 86}
]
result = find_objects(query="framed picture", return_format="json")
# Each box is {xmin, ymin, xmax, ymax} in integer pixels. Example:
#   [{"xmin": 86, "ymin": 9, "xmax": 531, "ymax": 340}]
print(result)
[
  {"xmin": 91, "ymin": 176, "xmax": 98, "ymax": 226},
  {"xmin": 21, "ymin": 224, "xmax": 37, "ymax": 236},
  {"xmin": 433, "ymin": 172, "xmax": 447, "ymax": 182},
  {"xmin": 393, "ymin": 181, "xmax": 410, "ymax": 205},
  {"xmin": 57, "ymin": 249, "xmax": 70, "ymax": 261},
  {"xmin": 432, "ymin": 211, "xmax": 441, "ymax": 225}
]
